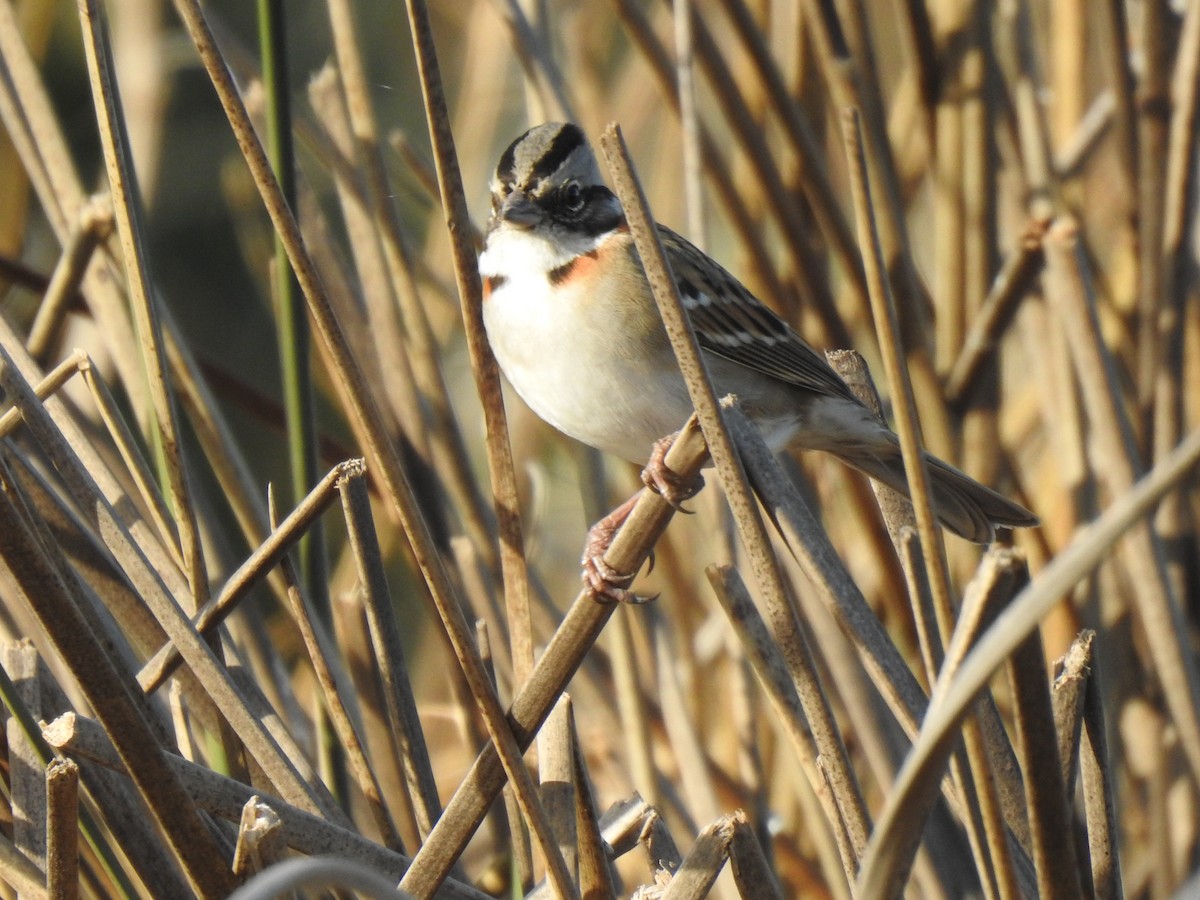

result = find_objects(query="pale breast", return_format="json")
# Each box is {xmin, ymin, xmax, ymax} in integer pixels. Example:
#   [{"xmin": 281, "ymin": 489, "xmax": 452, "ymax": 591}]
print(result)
[{"xmin": 481, "ymin": 230, "xmax": 696, "ymax": 462}]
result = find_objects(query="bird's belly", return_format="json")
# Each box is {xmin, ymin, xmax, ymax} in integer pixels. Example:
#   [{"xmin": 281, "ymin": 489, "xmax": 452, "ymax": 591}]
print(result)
[{"xmin": 483, "ymin": 274, "xmax": 693, "ymax": 462}]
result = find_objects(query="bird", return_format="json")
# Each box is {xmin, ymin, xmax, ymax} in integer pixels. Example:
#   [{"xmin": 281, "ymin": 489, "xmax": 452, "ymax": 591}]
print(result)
[{"xmin": 479, "ymin": 122, "xmax": 1037, "ymax": 597}]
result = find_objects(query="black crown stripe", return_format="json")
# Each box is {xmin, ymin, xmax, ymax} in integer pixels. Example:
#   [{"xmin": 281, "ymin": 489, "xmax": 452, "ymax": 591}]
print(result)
[{"xmin": 529, "ymin": 124, "xmax": 586, "ymax": 184}]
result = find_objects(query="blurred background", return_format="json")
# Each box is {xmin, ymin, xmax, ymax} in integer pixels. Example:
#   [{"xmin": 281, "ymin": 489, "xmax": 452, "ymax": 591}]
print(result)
[{"xmin": 1, "ymin": 0, "xmax": 1199, "ymax": 897}]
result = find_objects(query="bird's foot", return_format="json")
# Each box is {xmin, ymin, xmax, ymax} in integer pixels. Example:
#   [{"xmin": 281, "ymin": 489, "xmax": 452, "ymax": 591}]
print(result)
[
  {"xmin": 641, "ymin": 433, "xmax": 705, "ymax": 512},
  {"xmin": 581, "ymin": 495, "xmax": 656, "ymax": 604}
]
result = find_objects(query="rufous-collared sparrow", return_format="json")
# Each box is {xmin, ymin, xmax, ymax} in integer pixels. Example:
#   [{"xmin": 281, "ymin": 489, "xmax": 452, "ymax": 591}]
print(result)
[{"xmin": 479, "ymin": 122, "xmax": 1036, "ymax": 595}]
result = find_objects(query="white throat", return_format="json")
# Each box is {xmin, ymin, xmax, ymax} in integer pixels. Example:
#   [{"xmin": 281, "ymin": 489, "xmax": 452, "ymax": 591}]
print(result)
[{"xmin": 480, "ymin": 222, "xmax": 607, "ymax": 279}]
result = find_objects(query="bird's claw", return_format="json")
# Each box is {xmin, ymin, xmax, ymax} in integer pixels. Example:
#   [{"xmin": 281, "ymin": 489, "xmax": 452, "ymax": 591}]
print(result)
[
  {"xmin": 641, "ymin": 433, "xmax": 704, "ymax": 512},
  {"xmin": 582, "ymin": 554, "xmax": 654, "ymax": 604},
  {"xmin": 581, "ymin": 505, "xmax": 655, "ymax": 604}
]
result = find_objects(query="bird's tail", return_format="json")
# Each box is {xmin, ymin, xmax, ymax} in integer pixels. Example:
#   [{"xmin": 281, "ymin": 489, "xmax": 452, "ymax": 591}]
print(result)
[{"xmin": 835, "ymin": 443, "xmax": 1038, "ymax": 543}]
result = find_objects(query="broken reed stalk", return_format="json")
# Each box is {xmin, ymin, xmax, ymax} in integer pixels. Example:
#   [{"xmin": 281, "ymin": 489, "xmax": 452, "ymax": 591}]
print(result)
[
  {"xmin": 1051, "ymin": 630, "xmax": 1093, "ymax": 795},
  {"xmin": 704, "ymin": 564, "xmax": 860, "ymax": 893},
  {"xmin": 44, "ymin": 758, "xmax": 79, "ymax": 900},
  {"xmin": 0, "ymin": 3, "xmax": 1195, "ymax": 897}
]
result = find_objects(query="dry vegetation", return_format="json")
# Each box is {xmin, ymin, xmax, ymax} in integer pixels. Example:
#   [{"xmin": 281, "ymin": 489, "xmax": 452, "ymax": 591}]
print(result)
[{"xmin": 0, "ymin": 0, "xmax": 1198, "ymax": 897}]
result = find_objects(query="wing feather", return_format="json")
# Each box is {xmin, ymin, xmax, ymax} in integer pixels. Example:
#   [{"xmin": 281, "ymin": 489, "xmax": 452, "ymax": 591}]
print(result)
[{"xmin": 658, "ymin": 226, "xmax": 859, "ymax": 404}]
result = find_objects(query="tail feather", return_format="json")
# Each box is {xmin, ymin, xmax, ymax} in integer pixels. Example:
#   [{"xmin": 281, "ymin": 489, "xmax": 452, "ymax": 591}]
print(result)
[{"xmin": 838, "ymin": 447, "xmax": 1038, "ymax": 543}]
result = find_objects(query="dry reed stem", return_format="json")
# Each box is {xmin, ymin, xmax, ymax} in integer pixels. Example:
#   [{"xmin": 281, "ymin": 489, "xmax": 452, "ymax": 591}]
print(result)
[
  {"xmin": 609, "ymin": 607, "xmax": 658, "ymax": 806},
  {"xmin": 722, "ymin": 404, "xmax": 929, "ymax": 743},
  {"xmin": 570, "ymin": 711, "xmax": 618, "ymax": 899},
  {"xmin": 1135, "ymin": 0, "xmax": 1170, "ymax": 419},
  {"xmin": 601, "ymin": 121, "xmax": 870, "ymax": 875},
  {"xmin": 726, "ymin": 810, "xmax": 784, "ymax": 900},
  {"xmin": 842, "ymin": 107, "xmax": 954, "ymax": 650},
  {"xmin": 0, "ymin": 830, "xmax": 46, "ymax": 899},
  {"xmin": 653, "ymin": 616, "xmax": 721, "ymax": 835},
  {"xmin": 0, "ymin": 439, "xmax": 231, "ymax": 896},
  {"xmin": 77, "ymin": 0, "xmax": 208, "ymax": 606},
  {"xmin": 305, "ymin": 65, "xmax": 430, "ymax": 462},
  {"xmin": 401, "ymin": 417, "xmax": 710, "ymax": 895},
  {"xmin": 673, "ymin": 0, "xmax": 704, "ymax": 247},
  {"xmin": 9, "ymin": 645, "xmax": 189, "ymax": 899},
  {"xmin": 339, "ymin": 468, "xmax": 443, "ymax": 843},
  {"xmin": 45, "ymin": 758, "xmax": 79, "ymax": 900},
  {"xmin": 25, "ymin": 192, "xmax": 111, "ymax": 359},
  {"xmin": 537, "ymin": 696, "xmax": 578, "ymax": 883},
  {"xmin": 897, "ymin": 529, "xmax": 940, "ymax": 682},
  {"xmin": 163, "ymin": 17, "xmax": 551, "ymax": 861},
  {"xmin": 639, "ymin": 808, "xmax": 684, "ymax": 881},
  {"xmin": 159, "ymin": 313, "xmax": 286, "ymax": 594},
  {"xmin": 78, "ymin": 355, "xmax": 184, "ymax": 564},
  {"xmin": 6, "ymin": 641, "xmax": 45, "ymax": 873},
  {"xmin": 608, "ymin": 0, "xmax": 790, "ymax": 307},
  {"xmin": 272, "ymin": 507, "xmax": 404, "ymax": 853},
  {"xmin": 945, "ymin": 552, "xmax": 1036, "ymax": 864},
  {"xmin": 163, "ymin": 0, "xmax": 511, "ymax": 801},
  {"xmin": 683, "ymin": 11, "xmax": 846, "ymax": 346},
  {"xmin": 402, "ymin": 0, "xmax": 537, "ymax": 692},
  {"xmin": 1152, "ymin": 0, "xmax": 1200, "ymax": 597},
  {"xmin": 827, "ymin": 349, "xmax": 917, "ymax": 553},
  {"xmin": 487, "ymin": 0, "xmax": 575, "ymax": 122},
  {"xmin": 800, "ymin": 0, "xmax": 944, "ymax": 416},
  {"xmin": 0, "ymin": 348, "xmax": 88, "ymax": 439},
  {"xmin": 715, "ymin": 0, "xmax": 862, "ymax": 301},
  {"xmin": 932, "ymin": 0, "xmax": 966, "ymax": 378},
  {"xmin": 753, "ymin": 474, "xmax": 981, "ymax": 892},
  {"xmin": 1, "ymin": 2, "xmax": 1196, "ymax": 896},
  {"xmin": 944, "ymin": 219, "xmax": 1048, "ymax": 405},
  {"xmin": 957, "ymin": 714, "xmax": 1020, "ymax": 900},
  {"xmin": 704, "ymin": 564, "xmax": 854, "ymax": 893},
  {"xmin": 1080, "ymin": 644, "xmax": 1122, "ymax": 900},
  {"xmin": 43, "ymin": 713, "xmax": 489, "ymax": 900},
  {"xmin": 1053, "ymin": 91, "xmax": 1117, "ymax": 178},
  {"xmin": 861, "ymin": 547, "xmax": 1040, "ymax": 897}
]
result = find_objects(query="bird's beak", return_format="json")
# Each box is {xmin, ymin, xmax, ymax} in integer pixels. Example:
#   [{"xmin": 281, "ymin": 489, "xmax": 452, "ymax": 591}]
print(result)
[{"xmin": 500, "ymin": 190, "xmax": 542, "ymax": 228}]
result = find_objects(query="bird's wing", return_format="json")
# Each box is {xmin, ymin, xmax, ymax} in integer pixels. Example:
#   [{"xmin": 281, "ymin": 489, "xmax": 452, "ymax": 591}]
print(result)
[{"xmin": 658, "ymin": 226, "xmax": 860, "ymax": 403}]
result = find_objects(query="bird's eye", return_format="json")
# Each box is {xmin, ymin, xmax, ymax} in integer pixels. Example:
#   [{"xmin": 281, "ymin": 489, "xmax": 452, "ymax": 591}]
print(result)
[{"xmin": 561, "ymin": 183, "xmax": 584, "ymax": 213}]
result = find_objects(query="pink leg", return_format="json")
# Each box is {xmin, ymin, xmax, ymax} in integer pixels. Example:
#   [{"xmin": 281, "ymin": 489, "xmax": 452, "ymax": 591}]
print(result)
[{"xmin": 641, "ymin": 432, "xmax": 704, "ymax": 511}]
